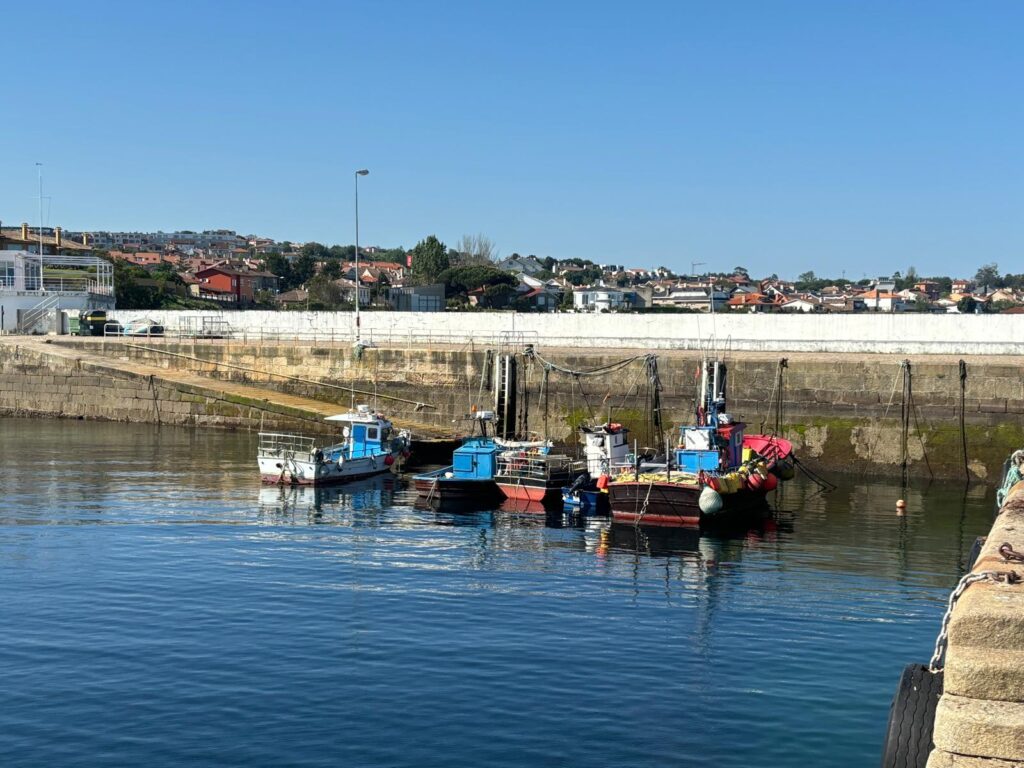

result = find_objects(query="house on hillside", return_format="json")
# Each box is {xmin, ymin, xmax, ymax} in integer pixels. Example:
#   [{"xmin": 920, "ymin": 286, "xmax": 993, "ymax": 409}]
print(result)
[
  {"xmin": 194, "ymin": 266, "xmax": 258, "ymax": 305},
  {"xmin": 496, "ymin": 255, "xmax": 544, "ymax": 276},
  {"xmin": 387, "ymin": 283, "xmax": 445, "ymax": 311},
  {"xmin": 727, "ymin": 292, "xmax": 784, "ymax": 312},
  {"xmin": 573, "ymin": 287, "xmax": 631, "ymax": 312},
  {"xmin": 859, "ymin": 289, "xmax": 908, "ymax": 312},
  {"xmin": 780, "ymin": 295, "xmax": 821, "ymax": 312},
  {"xmin": 654, "ymin": 287, "xmax": 730, "ymax": 311}
]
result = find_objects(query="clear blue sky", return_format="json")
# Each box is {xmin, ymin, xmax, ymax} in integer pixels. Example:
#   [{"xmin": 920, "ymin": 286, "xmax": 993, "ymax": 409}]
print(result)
[{"xmin": 2, "ymin": 0, "xmax": 1021, "ymax": 278}]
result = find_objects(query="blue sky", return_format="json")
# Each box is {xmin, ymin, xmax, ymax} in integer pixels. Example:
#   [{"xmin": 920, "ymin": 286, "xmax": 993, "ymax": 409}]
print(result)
[{"xmin": 2, "ymin": 1, "xmax": 1021, "ymax": 278}]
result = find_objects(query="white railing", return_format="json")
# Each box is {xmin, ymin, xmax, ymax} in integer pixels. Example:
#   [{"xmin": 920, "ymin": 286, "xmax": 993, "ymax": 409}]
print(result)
[
  {"xmin": 14, "ymin": 294, "xmax": 62, "ymax": 334},
  {"xmin": 495, "ymin": 453, "xmax": 582, "ymax": 481},
  {"xmin": 258, "ymin": 432, "xmax": 317, "ymax": 458}
]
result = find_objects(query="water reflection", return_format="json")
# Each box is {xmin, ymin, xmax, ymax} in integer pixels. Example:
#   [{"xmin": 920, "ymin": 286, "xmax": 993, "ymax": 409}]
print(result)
[{"xmin": 0, "ymin": 417, "xmax": 1001, "ymax": 768}]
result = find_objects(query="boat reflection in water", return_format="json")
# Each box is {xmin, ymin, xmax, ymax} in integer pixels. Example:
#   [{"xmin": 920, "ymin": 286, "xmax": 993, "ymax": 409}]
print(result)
[{"xmin": 256, "ymin": 474, "xmax": 400, "ymax": 524}]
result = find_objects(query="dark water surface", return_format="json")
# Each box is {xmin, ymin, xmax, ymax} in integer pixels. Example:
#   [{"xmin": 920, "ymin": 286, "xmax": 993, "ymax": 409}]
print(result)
[{"xmin": 0, "ymin": 418, "xmax": 994, "ymax": 767}]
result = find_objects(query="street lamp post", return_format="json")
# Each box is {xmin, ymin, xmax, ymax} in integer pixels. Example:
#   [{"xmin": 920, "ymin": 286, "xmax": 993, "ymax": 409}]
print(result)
[
  {"xmin": 354, "ymin": 169, "xmax": 369, "ymax": 345},
  {"xmin": 36, "ymin": 163, "xmax": 44, "ymax": 291}
]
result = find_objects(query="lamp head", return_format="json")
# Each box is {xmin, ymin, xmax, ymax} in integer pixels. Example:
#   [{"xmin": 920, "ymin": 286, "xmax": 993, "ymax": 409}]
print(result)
[{"xmin": 356, "ymin": 169, "xmax": 369, "ymax": 176}]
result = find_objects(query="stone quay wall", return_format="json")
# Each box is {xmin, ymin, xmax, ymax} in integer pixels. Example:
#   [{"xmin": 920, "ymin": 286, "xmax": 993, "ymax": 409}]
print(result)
[
  {"xmin": 107, "ymin": 309, "xmax": 1024, "ymax": 355},
  {"xmin": 0, "ymin": 342, "xmax": 337, "ymax": 436},
  {"xmin": 927, "ymin": 483, "xmax": 1024, "ymax": 766},
  {"xmin": 55, "ymin": 338, "xmax": 1024, "ymax": 480}
]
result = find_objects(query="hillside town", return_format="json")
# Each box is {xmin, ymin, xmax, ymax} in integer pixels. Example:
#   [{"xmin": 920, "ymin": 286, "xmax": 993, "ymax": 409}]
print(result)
[{"xmin": 2, "ymin": 221, "xmax": 1020, "ymax": 317}]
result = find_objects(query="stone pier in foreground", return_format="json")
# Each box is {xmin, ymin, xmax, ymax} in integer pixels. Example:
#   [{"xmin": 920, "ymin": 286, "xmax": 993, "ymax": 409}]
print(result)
[{"xmin": 928, "ymin": 483, "xmax": 1024, "ymax": 766}]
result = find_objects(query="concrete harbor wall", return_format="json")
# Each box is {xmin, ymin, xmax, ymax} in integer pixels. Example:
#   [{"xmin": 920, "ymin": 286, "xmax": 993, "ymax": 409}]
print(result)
[
  {"xmin": 927, "ymin": 484, "xmax": 1024, "ymax": 766},
  {"xmin": 107, "ymin": 309, "xmax": 1024, "ymax": 355},
  {"xmin": 25, "ymin": 338, "xmax": 1024, "ymax": 480},
  {"xmin": 0, "ymin": 341, "xmax": 341, "ymax": 436}
]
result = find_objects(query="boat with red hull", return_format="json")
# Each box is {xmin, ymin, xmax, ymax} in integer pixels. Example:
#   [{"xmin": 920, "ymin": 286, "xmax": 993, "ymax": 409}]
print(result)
[
  {"xmin": 494, "ymin": 450, "xmax": 579, "ymax": 505},
  {"xmin": 608, "ymin": 360, "xmax": 796, "ymax": 527}
]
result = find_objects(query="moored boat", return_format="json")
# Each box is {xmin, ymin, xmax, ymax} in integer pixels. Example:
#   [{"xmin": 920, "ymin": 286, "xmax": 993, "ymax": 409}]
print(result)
[
  {"xmin": 257, "ymin": 405, "xmax": 411, "ymax": 485},
  {"xmin": 608, "ymin": 360, "xmax": 796, "ymax": 526},
  {"xmin": 495, "ymin": 448, "xmax": 579, "ymax": 504},
  {"xmin": 413, "ymin": 411, "xmax": 506, "ymax": 508}
]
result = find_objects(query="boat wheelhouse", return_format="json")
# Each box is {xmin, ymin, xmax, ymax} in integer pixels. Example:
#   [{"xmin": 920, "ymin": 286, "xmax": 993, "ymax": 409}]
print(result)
[
  {"xmin": 608, "ymin": 360, "xmax": 795, "ymax": 526},
  {"xmin": 413, "ymin": 432, "xmax": 504, "ymax": 509},
  {"xmin": 257, "ymin": 405, "xmax": 410, "ymax": 485}
]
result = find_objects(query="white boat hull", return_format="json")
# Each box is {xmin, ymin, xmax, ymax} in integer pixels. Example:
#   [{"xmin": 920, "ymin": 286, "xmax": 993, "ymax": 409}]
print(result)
[{"xmin": 258, "ymin": 452, "xmax": 401, "ymax": 485}]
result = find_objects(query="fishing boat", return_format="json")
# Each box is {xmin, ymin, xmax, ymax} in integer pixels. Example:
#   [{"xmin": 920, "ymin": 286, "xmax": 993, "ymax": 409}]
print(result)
[
  {"xmin": 560, "ymin": 423, "xmax": 633, "ymax": 514},
  {"xmin": 257, "ymin": 405, "xmax": 411, "ymax": 485},
  {"xmin": 413, "ymin": 412, "xmax": 505, "ymax": 508},
  {"xmin": 494, "ymin": 446, "xmax": 580, "ymax": 504},
  {"xmin": 607, "ymin": 360, "xmax": 796, "ymax": 526}
]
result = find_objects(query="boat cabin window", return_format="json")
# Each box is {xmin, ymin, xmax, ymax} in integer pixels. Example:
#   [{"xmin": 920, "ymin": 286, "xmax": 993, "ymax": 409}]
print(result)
[{"xmin": 367, "ymin": 427, "xmax": 379, "ymax": 441}]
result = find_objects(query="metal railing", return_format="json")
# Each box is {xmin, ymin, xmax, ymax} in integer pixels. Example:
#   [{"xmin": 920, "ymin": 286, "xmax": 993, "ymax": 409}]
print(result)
[
  {"xmin": 258, "ymin": 432, "xmax": 317, "ymax": 458},
  {"xmin": 14, "ymin": 294, "xmax": 62, "ymax": 334},
  {"xmin": 495, "ymin": 452, "xmax": 582, "ymax": 481}
]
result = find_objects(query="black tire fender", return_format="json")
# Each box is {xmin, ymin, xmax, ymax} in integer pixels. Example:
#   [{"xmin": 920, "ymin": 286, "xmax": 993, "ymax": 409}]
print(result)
[
  {"xmin": 966, "ymin": 536, "xmax": 986, "ymax": 572},
  {"xmin": 880, "ymin": 663, "xmax": 943, "ymax": 768}
]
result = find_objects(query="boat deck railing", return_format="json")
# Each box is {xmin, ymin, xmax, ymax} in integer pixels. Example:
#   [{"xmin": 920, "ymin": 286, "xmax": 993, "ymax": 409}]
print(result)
[
  {"xmin": 495, "ymin": 453, "xmax": 583, "ymax": 481},
  {"xmin": 258, "ymin": 432, "xmax": 317, "ymax": 457}
]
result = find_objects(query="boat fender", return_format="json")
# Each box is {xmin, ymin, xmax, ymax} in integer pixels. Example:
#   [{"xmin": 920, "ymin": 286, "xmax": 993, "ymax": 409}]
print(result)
[
  {"xmin": 384, "ymin": 454, "xmax": 395, "ymax": 466},
  {"xmin": 698, "ymin": 486, "xmax": 723, "ymax": 515},
  {"xmin": 747, "ymin": 472, "xmax": 765, "ymax": 491},
  {"xmin": 705, "ymin": 475, "xmax": 720, "ymax": 492},
  {"xmin": 777, "ymin": 460, "xmax": 796, "ymax": 481},
  {"xmin": 879, "ymin": 663, "xmax": 942, "ymax": 768},
  {"xmin": 595, "ymin": 474, "xmax": 610, "ymax": 490},
  {"xmin": 762, "ymin": 473, "xmax": 778, "ymax": 492}
]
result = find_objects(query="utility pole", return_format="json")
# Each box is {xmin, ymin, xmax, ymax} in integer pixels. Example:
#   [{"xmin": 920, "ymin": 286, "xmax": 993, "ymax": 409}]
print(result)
[{"xmin": 354, "ymin": 169, "xmax": 369, "ymax": 345}]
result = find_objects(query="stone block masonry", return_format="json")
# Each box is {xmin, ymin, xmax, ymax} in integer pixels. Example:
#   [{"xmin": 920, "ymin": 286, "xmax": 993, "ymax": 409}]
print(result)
[
  {"xmin": 0, "ymin": 340, "xmax": 344, "ymax": 436},
  {"xmin": 926, "ymin": 483, "xmax": 1024, "ymax": 766},
  {"xmin": 50, "ymin": 338, "xmax": 1024, "ymax": 480}
]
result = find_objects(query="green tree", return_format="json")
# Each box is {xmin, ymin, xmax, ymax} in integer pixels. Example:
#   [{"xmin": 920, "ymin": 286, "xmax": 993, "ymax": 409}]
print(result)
[
  {"xmin": 306, "ymin": 274, "xmax": 345, "ymax": 310},
  {"xmin": 437, "ymin": 265, "xmax": 516, "ymax": 296},
  {"xmin": 410, "ymin": 235, "xmax": 450, "ymax": 283},
  {"xmin": 975, "ymin": 263, "xmax": 1002, "ymax": 290},
  {"xmin": 265, "ymin": 253, "xmax": 293, "ymax": 288},
  {"xmin": 301, "ymin": 242, "xmax": 330, "ymax": 260},
  {"xmin": 320, "ymin": 260, "xmax": 342, "ymax": 280},
  {"xmin": 957, "ymin": 295, "xmax": 979, "ymax": 314},
  {"xmin": 291, "ymin": 253, "xmax": 317, "ymax": 287}
]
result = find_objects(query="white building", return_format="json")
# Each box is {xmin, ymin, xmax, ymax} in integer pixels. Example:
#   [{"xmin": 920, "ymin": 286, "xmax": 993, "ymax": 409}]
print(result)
[
  {"xmin": 1, "ymin": 223, "xmax": 114, "ymax": 332},
  {"xmin": 573, "ymin": 287, "xmax": 631, "ymax": 312},
  {"xmin": 651, "ymin": 288, "xmax": 730, "ymax": 312}
]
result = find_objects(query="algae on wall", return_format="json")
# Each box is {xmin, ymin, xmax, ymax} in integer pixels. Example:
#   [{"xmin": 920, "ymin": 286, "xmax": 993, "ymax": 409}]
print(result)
[{"xmin": 57, "ymin": 340, "xmax": 1024, "ymax": 480}]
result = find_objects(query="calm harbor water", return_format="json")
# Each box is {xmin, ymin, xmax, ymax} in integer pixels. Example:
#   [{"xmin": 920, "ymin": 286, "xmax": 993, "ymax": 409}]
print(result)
[{"xmin": 0, "ymin": 417, "xmax": 994, "ymax": 767}]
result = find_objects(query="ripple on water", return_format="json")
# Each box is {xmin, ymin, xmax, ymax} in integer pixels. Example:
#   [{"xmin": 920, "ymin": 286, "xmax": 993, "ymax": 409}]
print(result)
[{"xmin": 0, "ymin": 417, "xmax": 995, "ymax": 768}]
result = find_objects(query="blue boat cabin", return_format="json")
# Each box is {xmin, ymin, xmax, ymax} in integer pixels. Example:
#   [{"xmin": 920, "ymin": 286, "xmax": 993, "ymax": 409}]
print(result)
[{"xmin": 451, "ymin": 437, "xmax": 500, "ymax": 480}]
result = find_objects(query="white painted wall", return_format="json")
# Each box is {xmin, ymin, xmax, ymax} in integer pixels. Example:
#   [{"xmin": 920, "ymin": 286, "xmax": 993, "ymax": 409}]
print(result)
[{"xmin": 106, "ymin": 309, "xmax": 1024, "ymax": 354}]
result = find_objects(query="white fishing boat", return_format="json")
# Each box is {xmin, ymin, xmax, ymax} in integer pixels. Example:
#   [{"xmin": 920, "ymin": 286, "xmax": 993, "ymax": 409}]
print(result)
[{"xmin": 257, "ymin": 405, "xmax": 411, "ymax": 485}]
